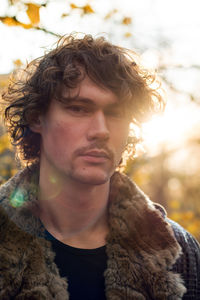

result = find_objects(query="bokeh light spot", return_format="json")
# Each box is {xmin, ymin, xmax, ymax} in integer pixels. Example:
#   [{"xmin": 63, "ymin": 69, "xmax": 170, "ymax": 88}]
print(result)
[{"xmin": 10, "ymin": 188, "xmax": 25, "ymax": 207}]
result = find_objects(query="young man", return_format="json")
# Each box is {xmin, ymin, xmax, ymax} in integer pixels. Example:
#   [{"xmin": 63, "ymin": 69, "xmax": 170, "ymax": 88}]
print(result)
[{"xmin": 0, "ymin": 34, "xmax": 199, "ymax": 299}]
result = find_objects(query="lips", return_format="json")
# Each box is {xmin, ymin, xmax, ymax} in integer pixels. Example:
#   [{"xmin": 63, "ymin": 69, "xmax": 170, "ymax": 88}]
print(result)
[
  {"xmin": 80, "ymin": 149, "xmax": 110, "ymax": 163},
  {"xmin": 83, "ymin": 150, "xmax": 109, "ymax": 158}
]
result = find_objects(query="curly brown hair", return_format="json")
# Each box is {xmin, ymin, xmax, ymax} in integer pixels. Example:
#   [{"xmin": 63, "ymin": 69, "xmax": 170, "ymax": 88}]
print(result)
[{"xmin": 2, "ymin": 33, "xmax": 164, "ymax": 164}]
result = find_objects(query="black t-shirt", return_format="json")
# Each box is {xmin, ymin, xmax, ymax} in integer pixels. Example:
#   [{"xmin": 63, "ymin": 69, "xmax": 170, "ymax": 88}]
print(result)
[{"xmin": 45, "ymin": 231, "xmax": 107, "ymax": 300}]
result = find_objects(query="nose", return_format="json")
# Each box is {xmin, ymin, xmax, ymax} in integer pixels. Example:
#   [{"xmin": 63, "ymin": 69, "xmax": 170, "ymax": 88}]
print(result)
[{"xmin": 87, "ymin": 110, "xmax": 110, "ymax": 141}]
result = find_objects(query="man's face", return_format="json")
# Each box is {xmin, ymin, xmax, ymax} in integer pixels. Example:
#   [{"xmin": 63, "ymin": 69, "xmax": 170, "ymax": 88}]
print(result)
[{"xmin": 37, "ymin": 76, "xmax": 130, "ymax": 185}]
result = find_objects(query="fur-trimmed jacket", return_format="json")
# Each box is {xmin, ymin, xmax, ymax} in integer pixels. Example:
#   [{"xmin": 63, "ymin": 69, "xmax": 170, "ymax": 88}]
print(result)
[{"xmin": 0, "ymin": 164, "xmax": 200, "ymax": 299}]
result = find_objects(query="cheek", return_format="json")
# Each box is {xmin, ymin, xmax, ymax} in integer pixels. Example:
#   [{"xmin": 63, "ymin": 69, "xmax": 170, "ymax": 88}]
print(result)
[
  {"xmin": 113, "ymin": 123, "xmax": 129, "ymax": 147},
  {"xmin": 42, "ymin": 120, "xmax": 86, "ymax": 154},
  {"xmin": 41, "ymin": 121, "xmax": 69, "ymax": 152},
  {"xmin": 44, "ymin": 120, "xmax": 70, "ymax": 139}
]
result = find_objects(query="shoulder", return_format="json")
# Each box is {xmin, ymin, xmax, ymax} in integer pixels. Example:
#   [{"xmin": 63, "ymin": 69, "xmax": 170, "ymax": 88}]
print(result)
[
  {"xmin": 167, "ymin": 218, "xmax": 200, "ymax": 255},
  {"xmin": 167, "ymin": 218, "xmax": 200, "ymax": 271},
  {"xmin": 154, "ymin": 203, "xmax": 200, "ymax": 298},
  {"xmin": 155, "ymin": 203, "xmax": 200, "ymax": 254},
  {"xmin": 167, "ymin": 218, "xmax": 200, "ymax": 299}
]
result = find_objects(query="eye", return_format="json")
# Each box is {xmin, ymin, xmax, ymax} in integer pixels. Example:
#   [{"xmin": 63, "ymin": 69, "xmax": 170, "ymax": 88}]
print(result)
[
  {"xmin": 105, "ymin": 107, "xmax": 125, "ymax": 118},
  {"xmin": 69, "ymin": 105, "xmax": 84, "ymax": 112},
  {"xmin": 67, "ymin": 105, "xmax": 91, "ymax": 114}
]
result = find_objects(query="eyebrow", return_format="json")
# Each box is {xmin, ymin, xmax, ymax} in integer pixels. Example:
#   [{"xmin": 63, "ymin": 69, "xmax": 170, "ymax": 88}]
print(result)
[
  {"xmin": 68, "ymin": 97, "xmax": 95, "ymax": 105},
  {"xmin": 61, "ymin": 96, "xmax": 120, "ymax": 109},
  {"xmin": 60, "ymin": 96, "xmax": 94, "ymax": 104}
]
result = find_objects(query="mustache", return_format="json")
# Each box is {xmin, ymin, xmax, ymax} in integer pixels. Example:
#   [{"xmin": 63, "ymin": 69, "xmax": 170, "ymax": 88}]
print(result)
[{"xmin": 74, "ymin": 143, "xmax": 114, "ymax": 161}]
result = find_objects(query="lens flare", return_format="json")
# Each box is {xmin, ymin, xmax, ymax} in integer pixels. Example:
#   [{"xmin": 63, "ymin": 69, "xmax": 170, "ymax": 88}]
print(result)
[{"xmin": 10, "ymin": 189, "xmax": 25, "ymax": 207}]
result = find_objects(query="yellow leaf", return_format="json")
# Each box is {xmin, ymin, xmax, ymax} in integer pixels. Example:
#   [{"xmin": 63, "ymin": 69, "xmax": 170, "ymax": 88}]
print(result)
[
  {"xmin": 70, "ymin": 3, "xmax": 78, "ymax": 9},
  {"xmin": 26, "ymin": 3, "xmax": 40, "ymax": 25},
  {"xmin": 104, "ymin": 9, "xmax": 118, "ymax": 20},
  {"xmin": 0, "ymin": 17, "xmax": 32, "ymax": 29},
  {"xmin": 0, "ymin": 17, "xmax": 19, "ymax": 26},
  {"xmin": 13, "ymin": 59, "xmax": 23, "ymax": 67},
  {"xmin": 70, "ymin": 3, "xmax": 94, "ymax": 14},
  {"xmin": 61, "ymin": 13, "xmax": 69, "ymax": 18},
  {"xmin": 124, "ymin": 32, "xmax": 132, "ymax": 38},
  {"xmin": 21, "ymin": 23, "xmax": 32, "ymax": 29},
  {"xmin": 122, "ymin": 17, "xmax": 132, "ymax": 25},
  {"xmin": 83, "ymin": 4, "xmax": 94, "ymax": 14}
]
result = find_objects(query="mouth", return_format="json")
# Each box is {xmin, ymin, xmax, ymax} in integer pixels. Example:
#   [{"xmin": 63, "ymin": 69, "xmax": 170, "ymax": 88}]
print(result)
[
  {"xmin": 80, "ymin": 150, "xmax": 110, "ymax": 163},
  {"xmin": 83, "ymin": 150, "xmax": 110, "ymax": 158}
]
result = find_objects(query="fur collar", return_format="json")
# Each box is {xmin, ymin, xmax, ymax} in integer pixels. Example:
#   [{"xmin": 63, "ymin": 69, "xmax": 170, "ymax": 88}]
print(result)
[{"xmin": 0, "ymin": 165, "xmax": 186, "ymax": 299}]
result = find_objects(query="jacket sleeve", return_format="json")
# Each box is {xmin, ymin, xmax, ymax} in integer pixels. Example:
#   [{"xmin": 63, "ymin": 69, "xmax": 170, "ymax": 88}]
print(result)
[{"xmin": 167, "ymin": 218, "xmax": 200, "ymax": 300}]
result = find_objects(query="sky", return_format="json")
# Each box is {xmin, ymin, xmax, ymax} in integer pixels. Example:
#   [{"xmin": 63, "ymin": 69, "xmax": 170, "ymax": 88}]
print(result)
[{"xmin": 0, "ymin": 0, "xmax": 200, "ymax": 155}]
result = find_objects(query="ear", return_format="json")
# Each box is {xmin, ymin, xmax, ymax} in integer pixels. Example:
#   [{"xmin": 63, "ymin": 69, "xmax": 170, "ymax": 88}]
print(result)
[{"xmin": 29, "ymin": 117, "xmax": 42, "ymax": 134}]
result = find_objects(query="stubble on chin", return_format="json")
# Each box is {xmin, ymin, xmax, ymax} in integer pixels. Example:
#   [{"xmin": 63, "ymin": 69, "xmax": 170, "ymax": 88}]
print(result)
[{"xmin": 68, "ymin": 161, "xmax": 115, "ymax": 186}]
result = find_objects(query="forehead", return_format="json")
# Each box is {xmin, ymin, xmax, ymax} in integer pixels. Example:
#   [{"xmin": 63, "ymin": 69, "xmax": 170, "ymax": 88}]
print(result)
[{"xmin": 61, "ymin": 76, "xmax": 119, "ymax": 107}]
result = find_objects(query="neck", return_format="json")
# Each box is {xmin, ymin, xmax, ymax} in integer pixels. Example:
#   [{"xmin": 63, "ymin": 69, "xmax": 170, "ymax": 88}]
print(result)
[{"xmin": 38, "ymin": 163, "xmax": 111, "ymax": 249}]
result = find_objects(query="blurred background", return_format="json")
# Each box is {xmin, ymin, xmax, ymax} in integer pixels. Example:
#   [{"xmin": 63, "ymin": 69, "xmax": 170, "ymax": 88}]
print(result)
[{"xmin": 0, "ymin": 0, "xmax": 200, "ymax": 241}]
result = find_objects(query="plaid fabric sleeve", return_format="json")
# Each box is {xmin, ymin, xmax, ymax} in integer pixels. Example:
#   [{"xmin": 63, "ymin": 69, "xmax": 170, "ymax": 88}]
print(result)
[{"xmin": 167, "ymin": 218, "xmax": 200, "ymax": 299}]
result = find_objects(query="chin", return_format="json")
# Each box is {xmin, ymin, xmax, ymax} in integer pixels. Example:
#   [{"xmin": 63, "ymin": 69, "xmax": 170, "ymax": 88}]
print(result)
[{"xmin": 72, "ymin": 169, "xmax": 113, "ymax": 186}]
